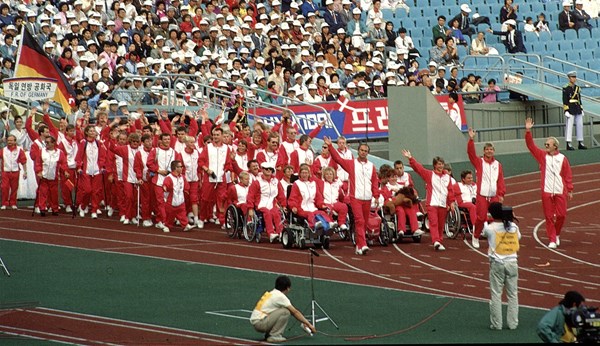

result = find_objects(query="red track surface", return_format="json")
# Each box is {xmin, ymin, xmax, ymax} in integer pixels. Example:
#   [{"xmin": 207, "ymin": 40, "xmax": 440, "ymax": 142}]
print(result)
[{"xmin": 1, "ymin": 164, "xmax": 599, "ymax": 343}]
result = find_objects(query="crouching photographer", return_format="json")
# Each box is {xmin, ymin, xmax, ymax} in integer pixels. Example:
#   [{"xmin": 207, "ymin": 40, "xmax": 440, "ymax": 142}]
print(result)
[{"xmin": 537, "ymin": 291, "xmax": 600, "ymax": 343}]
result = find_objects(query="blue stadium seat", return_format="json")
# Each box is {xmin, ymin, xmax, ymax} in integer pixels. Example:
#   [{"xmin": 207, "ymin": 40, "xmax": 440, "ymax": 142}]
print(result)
[
  {"xmin": 553, "ymin": 51, "xmax": 568, "ymax": 60},
  {"xmin": 578, "ymin": 28, "xmax": 591, "ymax": 40},
  {"xmin": 401, "ymin": 18, "xmax": 415, "ymax": 29},
  {"xmin": 552, "ymin": 30, "xmax": 565, "ymax": 41},
  {"xmin": 565, "ymin": 29, "xmax": 578, "ymax": 40},
  {"xmin": 546, "ymin": 41, "xmax": 560, "ymax": 51},
  {"xmin": 531, "ymin": 2, "xmax": 544, "ymax": 14},
  {"xmin": 382, "ymin": 9, "xmax": 395, "ymax": 21},
  {"xmin": 545, "ymin": 74, "xmax": 559, "ymax": 85},
  {"xmin": 559, "ymin": 41, "xmax": 572, "ymax": 50},
  {"xmin": 532, "ymin": 40, "xmax": 545, "ymax": 52},
  {"xmin": 414, "ymin": 17, "xmax": 429, "ymax": 28},
  {"xmin": 580, "ymin": 50, "xmax": 593, "ymax": 61},
  {"xmin": 430, "ymin": 0, "xmax": 442, "ymax": 7},
  {"xmin": 583, "ymin": 38, "xmax": 597, "ymax": 48},
  {"xmin": 538, "ymin": 30, "xmax": 552, "ymax": 41},
  {"xmin": 572, "ymin": 40, "xmax": 585, "ymax": 51},
  {"xmin": 592, "ymin": 27, "xmax": 600, "ymax": 37}
]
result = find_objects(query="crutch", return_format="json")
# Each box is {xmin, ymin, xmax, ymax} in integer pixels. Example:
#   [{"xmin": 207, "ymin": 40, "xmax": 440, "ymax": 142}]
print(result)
[
  {"xmin": 71, "ymin": 171, "xmax": 80, "ymax": 219},
  {"xmin": 136, "ymin": 183, "xmax": 141, "ymax": 227},
  {"xmin": 32, "ymin": 178, "xmax": 41, "ymax": 217}
]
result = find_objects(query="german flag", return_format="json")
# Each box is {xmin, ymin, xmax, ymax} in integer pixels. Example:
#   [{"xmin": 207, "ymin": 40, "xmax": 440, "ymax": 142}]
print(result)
[{"xmin": 15, "ymin": 28, "xmax": 75, "ymax": 114}]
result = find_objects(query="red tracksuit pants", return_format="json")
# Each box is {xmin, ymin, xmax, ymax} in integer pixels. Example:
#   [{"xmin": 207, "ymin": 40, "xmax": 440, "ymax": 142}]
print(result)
[
  {"xmin": 474, "ymin": 195, "xmax": 501, "ymax": 238},
  {"xmin": 257, "ymin": 207, "xmax": 283, "ymax": 236},
  {"xmin": 349, "ymin": 197, "xmax": 371, "ymax": 249},
  {"xmin": 60, "ymin": 168, "xmax": 76, "ymax": 206},
  {"xmin": 153, "ymin": 184, "xmax": 166, "ymax": 224},
  {"xmin": 396, "ymin": 203, "xmax": 419, "ymax": 232},
  {"xmin": 326, "ymin": 202, "xmax": 348, "ymax": 226},
  {"xmin": 139, "ymin": 182, "xmax": 154, "ymax": 221},
  {"xmin": 427, "ymin": 205, "xmax": 448, "ymax": 244},
  {"xmin": 200, "ymin": 181, "xmax": 227, "ymax": 223},
  {"xmin": 1, "ymin": 171, "xmax": 19, "ymax": 207},
  {"xmin": 77, "ymin": 174, "xmax": 103, "ymax": 212},
  {"xmin": 542, "ymin": 192, "xmax": 567, "ymax": 243},
  {"xmin": 165, "ymin": 203, "xmax": 188, "ymax": 228},
  {"xmin": 38, "ymin": 178, "xmax": 59, "ymax": 212}
]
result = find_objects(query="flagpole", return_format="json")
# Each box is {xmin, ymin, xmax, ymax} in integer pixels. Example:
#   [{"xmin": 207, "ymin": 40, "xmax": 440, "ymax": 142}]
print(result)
[{"xmin": 13, "ymin": 24, "xmax": 25, "ymax": 77}]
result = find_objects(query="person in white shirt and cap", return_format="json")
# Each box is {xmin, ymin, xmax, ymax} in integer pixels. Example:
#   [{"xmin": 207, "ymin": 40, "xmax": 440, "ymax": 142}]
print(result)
[
  {"xmin": 305, "ymin": 83, "xmax": 323, "ymax": 103},
  {"xmin": 451, "ymin": 3, "xmax": 476, "ymax": 36}
]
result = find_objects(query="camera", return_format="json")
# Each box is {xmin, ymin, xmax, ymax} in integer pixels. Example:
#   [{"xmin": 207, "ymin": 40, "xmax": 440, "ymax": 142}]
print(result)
[
  {"xmin": 210, "ymin": 172, "xmax": 217, "ymax": 180},
  {"xmin": 567, "ymin": 306, "xmax": 600, "ymax": 343}
]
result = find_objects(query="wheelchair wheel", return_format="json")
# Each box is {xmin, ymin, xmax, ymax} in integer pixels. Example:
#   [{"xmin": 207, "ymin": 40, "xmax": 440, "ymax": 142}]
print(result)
[
  {"xmin": 299, "ymin": 237, "xmax": 306, "ymax": 249},
  {"xmin": 282, "ymin": 228, "xmax": 294, "ymax": 249},
  {"xmin": 445, "ymin": 205, "xmax": 461, "ymax": 239},
  {"xmin": 322, "ymin": 235, "xmax": 330, "ymax": 249},
  {"xmin": 417, "ymin": 201, "xmax": 430, "ymax": 232},
  {"xmin": 350, "ymin": 228, "xmax": 356, "ymax": 246},
  {"xmin": 378, "ymin": 220, "xmax": 389, "ymax": 246},
  {"xmin": 244, "ymin": 216, "xmax": 257, "ymax": 242},
  {"xmin": 225, "ymin": 205, "xmax": 238, "ymax": 238},
  {"xmin": 413, "ymin": 235, "xmax": 422, "ymax": 243}
]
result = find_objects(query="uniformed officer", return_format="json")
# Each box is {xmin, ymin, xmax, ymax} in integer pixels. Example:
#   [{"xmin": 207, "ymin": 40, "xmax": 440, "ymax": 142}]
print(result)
[{"xmin": 562, "ymin": 71, "xmax": 586, "ymax": 150}]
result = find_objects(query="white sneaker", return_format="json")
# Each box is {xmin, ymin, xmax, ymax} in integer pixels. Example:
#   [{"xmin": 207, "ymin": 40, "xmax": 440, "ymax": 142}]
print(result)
[
  {"xmin": 340, "ymin": 224, "xmax": 348, "ymax": 231},
  {"xmin": 548, "ymin": 242, "xmax": 557, "ymax": 249},
  {"xmin": 142, "ymin": 220, "xmax": 153, "ymax": 227},
  {"xmin": 434, "ymin": 241, "xmax": 446, "ymax": 251},
  {"xmin": 120, "ymin": 215, "xmax": 126, "ymax": 223},
  {"xmin": 96, "ymin": 209, "xmax": 103, "ymax": 215},
  {"xmin": 79, "ymin": 207, "xmax": 85, "ymax": 218},
  {"xmin": 355, "ymin": 247, "xmax": 363, "ymax": 255},
  {"xmin": 11, "ymin": 205, "xmax": 17, "ymax": 210},
  {"xmin": 184, "ymin": 224, "xmax": 195, "ymax": 232},
  {"xmin": 556, "ymin": 236, "xmax": 560, "ymax": 246},
  {"xmin": 91, "ymin": 213, "xmax": 98, "ymax": 219},
  {"xmin": 397, "ymin": 230, "xmax": 405, "ymax": 237},
  {"xmin": 269, "ymin": 233, "xmax": 280, "ymax": 243},
  {"xmin": 413, "ymin": 230, "xmax": 424, "ymax": 236},
  {"xmin": 361, "ymin": 246, "xmax": 370, "ymax": 254},
  {"xmin": 107, "ymin": 206, "xmax": 114, "ymax": 217},
  {"xmin": 84, "ymin": 207, "xmax": 89, "ymax": 214},
  {"xmin": 65, "ymin": 205, "xmax": 72, "ymax": 213},
  {"xmin": 472, "ymin": 237, "xmax": 480, "ymax": 249},
  {"xmin": 196, "ymin": 220, "xmax": 204, "ymax": 229},
  {"xmin": 314, "ymin": 221, "xmax": 323, "ymax": 230},
  {"xmin": 162, "ymin": 226, "xmax": 170, "ymax": 233},
  {"xmin": 214, "ymin": 219, "xmax": 220, "ymax": 225},
  {"xmin": 155, "ymin": 222, "xmax": 164, "ymax": 229},
  {"xmin": 0, "ymin": 206, "xmax": 6, "ymax": 210},
  {"xmin": 35, "ymin": 207, "xmax": 40, "ymax": 214},
  {"xmin": 123, "ymin": 219, "xmax": 130, "ymax": 225},
  {"xmin": 329, "ymin": 221, "xmax": 338, "ymax": 229}
]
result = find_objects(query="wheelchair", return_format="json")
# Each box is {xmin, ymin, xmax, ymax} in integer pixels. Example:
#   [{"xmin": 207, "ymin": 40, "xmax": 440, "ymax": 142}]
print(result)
[
  {"xmin": 281, "ymin": 211, "xmax": 332, "ymax": 250},
  {"xmin": 445, "ymin": 204, "xmax": 474, "ymax": 239},
  {"xmin": 245, "ymin": 210, "xmax": 266, "ymax": 243},
  {"xmin": 380, "ymin": 206, "xmax": 423, "ymax": 244},
  {"xmin": 225, "ymin": 204, "xmax": 246, "ymax": 240},
  {"xmin": 348, "ymin": 206, "xmax": 390, "ymax": 247}
]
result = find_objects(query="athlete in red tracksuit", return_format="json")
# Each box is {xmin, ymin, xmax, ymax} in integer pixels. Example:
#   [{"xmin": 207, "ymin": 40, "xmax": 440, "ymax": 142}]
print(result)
[
  {"xmin": 467, "ymin": 128, "xmax": 506, "ymax": 249},
  {"xmin": 198, "ymin": 127, "xmax": 233, "ymax": 226},
  {"xmin": 44, "ymin": 114, "xmax": 82, "ymax": 212},
  {"xmin": 247, "ymin": 161, "xmax": 287, "ymax": 242},
  {"xmin": 0, "ymin": 135, "xmax": 27, "ymax": 209},
  {"xmin": 319, "ymin": 166, "xmax": 348, "ymax": 230},
  {"xmin": 162, "ymin": 160, "xmax": 193, "ymax": 232},
  {"xmin": 288, "ymin": 164, "xmax": 333, "ymax": 228},
  {"xmin": 147, "ymin": 133, "xmax": 182, "ymax": 229},
  {"xmin": 325, "ymin": 136, "xmax": 380, "ymax": 255},
  {"xmin": 403, "ymin": 150, "xmax": 455, "ymax": 251},
  {"xmin": 34, "ymin": 136, "xmax": 68, "ymax": 216},
  {"xmin": 180, "ymin": 135, "xmax": 201, "ymax": 228},
  {"xmin": 108, "ymin": 132, "xmax": 142, "ymax": 224},
  {"xmin": 525, "ymin": 118, "xmax": 573, "ymax": 249},
  {"xmin": 133, "ymin": 134, "xmax": 155, "ymax": 227},
  {"xmin": 312, "ymin": 144, "xmax": 338, "ymax": 179},
  {"xmin": 227, "ymin": 171, "xmax": 251, "ymax": 215},
  {"xmin": 75, "ymin": 125, "xmax": 107, "ymax": 219}
]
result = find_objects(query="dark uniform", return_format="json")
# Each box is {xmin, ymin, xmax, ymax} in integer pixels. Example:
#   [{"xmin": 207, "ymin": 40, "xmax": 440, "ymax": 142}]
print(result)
[{"xmin": 562, "ymin": 71, "xmax": 586, "ymax": 150}]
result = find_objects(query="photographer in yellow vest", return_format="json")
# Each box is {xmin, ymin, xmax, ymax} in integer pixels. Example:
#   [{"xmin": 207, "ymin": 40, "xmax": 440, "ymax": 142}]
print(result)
[{"xmin": 483, "ymin": 202, "xmax": 521, "ymax": 331}]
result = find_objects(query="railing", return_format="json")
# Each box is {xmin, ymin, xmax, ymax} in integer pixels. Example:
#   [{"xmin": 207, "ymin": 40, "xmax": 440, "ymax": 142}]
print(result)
[{"xmin": 113, "ymin": 73, "xmax": 340, "ymax": 138}]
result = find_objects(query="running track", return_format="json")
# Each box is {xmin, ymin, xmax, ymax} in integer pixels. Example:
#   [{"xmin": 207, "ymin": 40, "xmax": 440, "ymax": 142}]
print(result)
[{"xmin": 1, "ymin": 164, "xmax": 599, "ymax": 344}]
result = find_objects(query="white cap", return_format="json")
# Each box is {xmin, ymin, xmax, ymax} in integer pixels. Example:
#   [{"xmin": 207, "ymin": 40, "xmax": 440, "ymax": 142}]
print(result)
[
  {"xmin": 281, "ymin": 22, "xmax": 289, "ymax": 30},
  {"xmin": 256, "ymin": 57, "xmax": 265, "ymax": 64},
  {"xmin": 347, "ymin": 82, "xmax": 356, "ymax": 88},
  {"xmin": 308, "ymin": 83, "xmax": 317, "ymax": 89},
  {"xmin": 352, "ymin": 8, "xmax": 361, "ymax": 14},
  {"xmin": 373, "ymin": 18, "xmax": 382, "ymax": 24},
  {"xmin": 330, "ymin": 83, "xmax": 341, "ymax": 89},
  {"xmin": 505, "ymin": 19, "xmax": 517, "ymax": 26},
  {"xmin": 460, "ymin": 3, "xmax": 472, "ymax": 13},
  {"xmin": 291, "ymin": 2, "xmax": 299, "ymax": 8},
  {"xmin": 325, "ymin": 0, "xmax": 333, "ymax": 4},
  {"xmin": 563, "ymin": 0, "xmax": 572, "ymax": 6},
  {"xmin": 136, "ymin": 62, "xmax": 145, "ymax": 68},
  {"xmin": 428, "ymin": 61, "xmax": 438, "ymax": 67},
  {"xmin": 260, "ymin": 161, "xmax": 275, "ymax": 170},
  {"xmin": 272, "ymin": 0, "xmax": 281, "ymax": 5},
  {"xmin": 373, "ymin": 79, "xmax": 383, "ymax": 86},
  {"xmin": 301, "ymin": 50, "xmax": 310, "ymax": 56},
  {"xmin": 376, "ymin": 41, "xmax": 385, "ymax": 47},
  {"xmin": 0, "ymin": 106, "xmax": 9, "ymax": 113},
  {"xmin": 358, "ymin": 81, "xmax": 369, "ymax": 88},
  {"xmin": 337, "ymin": 28, "xmax": 346, "ymax": 34},
  {"xmin": 118, "ymin": 101, "xmax": 128, "ymax": 107},
  {"xmin": 44, "ymin": 41, "xmax": 55, "ymax": 48}
]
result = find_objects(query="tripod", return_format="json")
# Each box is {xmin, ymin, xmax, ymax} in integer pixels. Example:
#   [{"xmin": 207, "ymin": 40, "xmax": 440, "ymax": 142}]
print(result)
[
  {"xmin": 0, "ymin": 254, "xmax": 10, "ymax": 276},
  {"xmin": 308, "ymin": 248, "xmax": 338, "ymax": 329}
]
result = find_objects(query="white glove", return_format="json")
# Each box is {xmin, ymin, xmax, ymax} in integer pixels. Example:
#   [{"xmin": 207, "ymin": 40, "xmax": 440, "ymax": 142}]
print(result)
[
  {"xmin": 581, "ymin": 110, "xmax": 585, "ymax": 117},
  {"xmin": 564, "ymin": 111, "xmax": 571, "ymax": 118}
]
